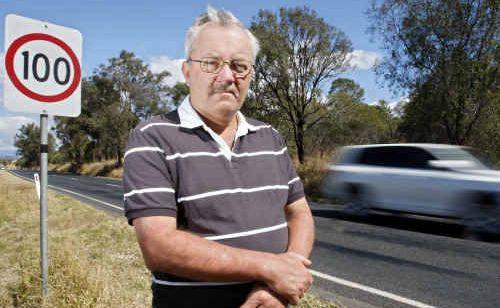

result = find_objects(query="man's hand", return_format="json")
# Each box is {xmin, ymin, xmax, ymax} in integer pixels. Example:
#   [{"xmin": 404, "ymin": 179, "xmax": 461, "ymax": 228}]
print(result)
[
  {"xmin": 240, "ymin": 284, "xmax": 287, "ymax": 308},
  {"xmin": 261, "ymin": 252, "xmax": 313, "ymax": 305}
]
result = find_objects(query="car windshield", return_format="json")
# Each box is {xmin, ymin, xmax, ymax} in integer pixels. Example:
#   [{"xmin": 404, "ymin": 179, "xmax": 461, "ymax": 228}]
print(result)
[{"xmin": 429, "ymin": 147, "xmax": 488, "ymax": 170}]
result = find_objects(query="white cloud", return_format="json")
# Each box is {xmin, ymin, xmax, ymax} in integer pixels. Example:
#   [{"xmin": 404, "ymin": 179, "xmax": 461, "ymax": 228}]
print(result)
[
  {"xmin": 368, "ymin": 96, "xmax": 408, "ymax": 113},
  {"xmin": 148, "ymin": 56, "xmax": 185, "ymax": 87},
  {"xmin": 347, "ymin": 50, "xmax": 382, "ymax": 70},
  {"xmin": 0, "ymin": 116, "xmax": 36, "ymax": 152}
]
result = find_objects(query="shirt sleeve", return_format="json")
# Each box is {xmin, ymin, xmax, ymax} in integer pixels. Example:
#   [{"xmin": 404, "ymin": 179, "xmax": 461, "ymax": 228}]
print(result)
[
  {"xmin": 123, "ymin": 127, "xmax": 177, "ymax": 225},
  {"xmin": 275, "ymin": 132, "xmax": 305, "ymax": 205}
]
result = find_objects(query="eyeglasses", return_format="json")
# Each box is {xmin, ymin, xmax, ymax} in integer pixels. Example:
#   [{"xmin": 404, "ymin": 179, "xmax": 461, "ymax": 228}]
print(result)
[{"xmin": 188, "ymin": 57, "xmax": 252, "ymax": 78}]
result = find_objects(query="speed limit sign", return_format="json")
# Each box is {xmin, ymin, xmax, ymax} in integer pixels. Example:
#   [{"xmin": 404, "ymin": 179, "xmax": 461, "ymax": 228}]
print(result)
[{"xmin": 3, "ymin": 14, "xmax": 82, "ymax": 116}]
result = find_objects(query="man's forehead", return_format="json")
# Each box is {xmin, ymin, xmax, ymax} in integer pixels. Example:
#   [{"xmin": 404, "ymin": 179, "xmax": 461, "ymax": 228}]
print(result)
[{"xmin": 192, "ymin": 23, "xmax": 251, "ymax": 54}]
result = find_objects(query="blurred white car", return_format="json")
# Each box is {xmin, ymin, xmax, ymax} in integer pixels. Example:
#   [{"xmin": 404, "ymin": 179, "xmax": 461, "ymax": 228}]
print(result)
[{"xmin": 321, "ymin": 144, "xmax": 500, "ymax": 233}]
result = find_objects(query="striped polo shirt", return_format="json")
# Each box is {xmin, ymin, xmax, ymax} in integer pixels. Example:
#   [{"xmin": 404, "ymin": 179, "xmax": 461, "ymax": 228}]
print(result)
[{"xmin": 123, "ymin": 96, "xmax": 305, "ymax": 289}]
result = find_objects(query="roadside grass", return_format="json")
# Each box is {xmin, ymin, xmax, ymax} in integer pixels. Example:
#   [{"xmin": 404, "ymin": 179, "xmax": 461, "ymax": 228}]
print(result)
[
  {"xmin": 0, "ymin": 171, "xmax": 341, "ymax": 308},
  {"xmin": 295, "ymin": 151, "xmax": 333, "ymax": 201},
  {"xmin": 48, "ymin": 160, "xmax": 122, "ymax": 179}
]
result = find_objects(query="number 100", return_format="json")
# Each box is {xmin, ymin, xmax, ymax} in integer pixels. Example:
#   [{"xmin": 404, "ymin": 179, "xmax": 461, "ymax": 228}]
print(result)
[{"xmin": 22, "ymin": 51, "xmax": 70, "ymax": 85}]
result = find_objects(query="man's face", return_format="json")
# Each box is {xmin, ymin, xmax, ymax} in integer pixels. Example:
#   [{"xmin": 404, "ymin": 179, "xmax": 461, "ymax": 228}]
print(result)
[{"xmin": 182, "ymin": 23, "xmax": 253, "ymax": 123}]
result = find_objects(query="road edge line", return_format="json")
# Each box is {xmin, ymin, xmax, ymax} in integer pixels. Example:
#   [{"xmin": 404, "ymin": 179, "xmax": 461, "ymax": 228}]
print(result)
[
  {"xmin": 8, "ymin": 170, "xmax": 124, "ymax": 212},
  {"xmin": 309, "ymin": 269, "xmax": 437, "ymax": 308}
]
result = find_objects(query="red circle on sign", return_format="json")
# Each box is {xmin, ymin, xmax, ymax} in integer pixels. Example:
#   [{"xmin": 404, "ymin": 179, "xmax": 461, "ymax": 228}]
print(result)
[{"xmin": 5, "ymin": 33, "xmax": 81, "ymax": 103}]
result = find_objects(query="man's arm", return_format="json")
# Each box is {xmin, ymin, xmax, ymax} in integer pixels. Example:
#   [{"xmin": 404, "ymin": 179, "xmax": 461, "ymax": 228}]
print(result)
[
  {"xmin": 285, "ymin": 197, "xmax": 315, "ymax": 257},
  {"xmin": 241, "ymin": 197, "xmax": 315, "ymax": 307},
  {"xmin": 133, "ymin": 216, "xmax": 312, "ymax": 304}
]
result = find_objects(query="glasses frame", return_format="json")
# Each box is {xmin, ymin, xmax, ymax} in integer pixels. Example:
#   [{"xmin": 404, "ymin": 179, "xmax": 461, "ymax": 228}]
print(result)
[{"xmin": 188, "ymin": 57, "xmax": 252, "ymax": 78}]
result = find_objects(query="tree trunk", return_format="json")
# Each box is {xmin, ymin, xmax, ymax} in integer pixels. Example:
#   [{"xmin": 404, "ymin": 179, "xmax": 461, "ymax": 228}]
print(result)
[{"xmin": 295, "ymin": 121, "xmax": 305, "ymax": 164}]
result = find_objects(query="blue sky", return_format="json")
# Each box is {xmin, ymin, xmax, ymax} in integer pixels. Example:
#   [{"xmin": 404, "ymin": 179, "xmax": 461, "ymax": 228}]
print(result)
[{"xmin": 0, "ymin": 0, "xmax": 402, "ymax": 155}]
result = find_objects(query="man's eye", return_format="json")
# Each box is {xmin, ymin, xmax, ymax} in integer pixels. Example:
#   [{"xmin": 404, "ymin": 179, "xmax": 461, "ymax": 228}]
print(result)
[
  {"xmin": 232, "ymin": 61, "xmax": 249, "ymax": 72},
  {"xmin": 203, "ymin": 59, "xmax": 220, "ymax": 69}
]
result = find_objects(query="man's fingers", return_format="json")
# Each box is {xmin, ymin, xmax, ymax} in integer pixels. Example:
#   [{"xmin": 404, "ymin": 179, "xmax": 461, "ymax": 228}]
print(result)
[
  {"xmin": 288, "ymin": 252, "xmax": 312, "ymax": 267},
  {"xmin": 290, "ymin": 295, "xmax": 300, "ymax": 305}
]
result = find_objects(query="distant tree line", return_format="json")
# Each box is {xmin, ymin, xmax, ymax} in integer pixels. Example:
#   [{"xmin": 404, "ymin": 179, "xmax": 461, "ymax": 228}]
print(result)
[{"xmin": 14, "ymin": 1, "xmax": 498, "ymax": 169}]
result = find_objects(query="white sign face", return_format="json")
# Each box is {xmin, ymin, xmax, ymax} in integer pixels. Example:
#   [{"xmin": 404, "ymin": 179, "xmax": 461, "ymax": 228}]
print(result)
[{"xmin": 3, "ymin": 14, "xmax": 82, "ymax": 117}]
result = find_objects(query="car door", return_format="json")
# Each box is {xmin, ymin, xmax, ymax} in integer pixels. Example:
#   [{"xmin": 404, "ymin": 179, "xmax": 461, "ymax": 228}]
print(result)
[{"xmin": 358, "ymin": 146, "xmax": 442, "ymax": 214}]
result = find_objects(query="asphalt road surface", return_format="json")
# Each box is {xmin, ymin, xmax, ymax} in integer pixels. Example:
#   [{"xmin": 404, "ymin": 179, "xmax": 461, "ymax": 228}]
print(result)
[{"xmin": 9, "ymin": 170, "xmax": 500, "ymax": 308}]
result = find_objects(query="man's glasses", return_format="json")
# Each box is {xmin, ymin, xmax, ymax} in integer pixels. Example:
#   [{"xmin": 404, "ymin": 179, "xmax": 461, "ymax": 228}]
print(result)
[{"xmin": 188, "ymin": 57, "xmax": 252, "ymax": 78}]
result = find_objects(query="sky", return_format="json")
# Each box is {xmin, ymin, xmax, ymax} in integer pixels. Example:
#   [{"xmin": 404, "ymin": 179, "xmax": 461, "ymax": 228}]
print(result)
[{"xmin": 0, "ymin": 0, "xmax": 403, "ymax": 156}]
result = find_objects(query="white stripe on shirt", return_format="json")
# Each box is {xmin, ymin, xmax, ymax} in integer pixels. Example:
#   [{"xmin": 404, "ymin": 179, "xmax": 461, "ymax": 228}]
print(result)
[
  {"xmin": 152, "ymin": 277, "xmax": 251, "ymax": 286},
  {"xmin": 140, "ymin": 122, "xmax": 180, "ymax": 131},
  {"xmin": 124, "ymin": 187, "xmax": 175, "ymax": 199},
  {"xmin": 178, "ymin": 185, "xmax": 289, "ymax": 203},
  {"xmin": 204, "ymin": 222, "xmax": 288, "ymax": 241},
  {"xmin": 124, "ymin": 146, "xmax": 164, "ymax": 158},
  {"xmin": 165, "ymin": 147, "xmax": 287, "ymax": 161}
]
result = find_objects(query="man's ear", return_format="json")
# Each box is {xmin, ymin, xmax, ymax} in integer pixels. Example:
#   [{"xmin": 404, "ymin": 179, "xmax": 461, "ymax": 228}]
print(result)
[{"xmin": 182, "ymin": 61, "xmax": 190, "ymax": 86}]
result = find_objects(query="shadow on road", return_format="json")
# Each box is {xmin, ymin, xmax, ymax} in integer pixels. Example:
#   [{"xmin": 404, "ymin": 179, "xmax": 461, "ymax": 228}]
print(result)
[{"xmin": 311, "ymin": 209, "xmax": 500, "ymax": 243}]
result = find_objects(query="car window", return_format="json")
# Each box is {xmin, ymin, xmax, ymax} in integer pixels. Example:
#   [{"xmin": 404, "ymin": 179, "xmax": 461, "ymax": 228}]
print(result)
[{"xmin": 358, "ymin": 146, "xmax": 436, "ymax": 169}]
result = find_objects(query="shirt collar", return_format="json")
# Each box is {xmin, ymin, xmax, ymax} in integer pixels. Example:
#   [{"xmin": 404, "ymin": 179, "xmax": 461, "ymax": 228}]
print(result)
[{"xmin": 178, "ymin": 95, "xmax": 258, "ymax": 137}]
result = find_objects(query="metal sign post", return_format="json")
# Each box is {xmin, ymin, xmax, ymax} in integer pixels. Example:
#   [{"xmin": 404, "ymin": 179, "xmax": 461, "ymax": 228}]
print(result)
[
  {"xmin": 40, "ymin": 113, "xmax": 49, "ymax": 297},
  {"xmin": 3, "ymin": 14, "xmax": 82, "ymax": 298}
]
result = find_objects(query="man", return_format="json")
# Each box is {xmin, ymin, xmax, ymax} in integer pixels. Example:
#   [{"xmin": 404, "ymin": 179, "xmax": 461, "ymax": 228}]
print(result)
[{"xmin": 123, "ymin": 6, "xmax": 314, "ymax": 308}]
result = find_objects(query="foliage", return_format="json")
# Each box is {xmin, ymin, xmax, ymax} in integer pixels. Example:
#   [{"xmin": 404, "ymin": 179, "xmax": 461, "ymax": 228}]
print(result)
[
  {"xmin": 368, "ymin": 0, "xmax": 499, "ymax": 161},
  {"xmin": 247, "ymin": 6, "xmax": 352, "ymax": 163},
  {"xmin": 306, "ymin": 78, "xmax": 402, "ymax": 152},
  {"xmin": 53, "ymin": 51, "xmax": 178, "ymax": 167},
  {"xmin": 13, "ymin": 123, "xmax": 56, "ymax": 168}
]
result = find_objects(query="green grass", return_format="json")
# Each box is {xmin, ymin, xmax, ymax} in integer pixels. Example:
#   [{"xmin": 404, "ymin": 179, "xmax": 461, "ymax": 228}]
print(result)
[{"xmin": 0, "ymin": 171, "xmax": 341, "ymax": 307}]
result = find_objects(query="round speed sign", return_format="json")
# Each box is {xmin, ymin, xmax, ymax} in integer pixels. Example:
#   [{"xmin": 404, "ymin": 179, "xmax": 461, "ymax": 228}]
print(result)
[
  {"xmin": 3, "ymin": 14, "xmax": 82, "ymax": 117},
  {"xmin": 5, "ymin": 33, "xmax": 81, "ymax": 103}
]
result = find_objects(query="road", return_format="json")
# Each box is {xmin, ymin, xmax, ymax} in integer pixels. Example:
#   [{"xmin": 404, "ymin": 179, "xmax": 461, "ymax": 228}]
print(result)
[{"xmin": 10, "ymin": 170, "xmax": 500, "ymax": 308}]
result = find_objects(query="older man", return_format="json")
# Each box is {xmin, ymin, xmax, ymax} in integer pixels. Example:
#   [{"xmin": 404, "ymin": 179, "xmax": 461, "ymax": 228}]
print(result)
[{"xmin": 123, "ymin": 6, "xmax": 314, "ymax": 308}]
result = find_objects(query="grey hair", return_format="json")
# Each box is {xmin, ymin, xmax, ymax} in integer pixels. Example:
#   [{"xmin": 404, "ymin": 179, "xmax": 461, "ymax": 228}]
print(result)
[{"xmin": 185, "ymin": 5, "xmax": 260, "ymax": 62}]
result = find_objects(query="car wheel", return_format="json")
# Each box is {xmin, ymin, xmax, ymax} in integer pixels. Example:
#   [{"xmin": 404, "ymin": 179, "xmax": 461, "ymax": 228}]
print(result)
[
  {"xmin": 344, "ymin": 184, "xmax": 371, "ymax": 216},
  {"xmin": 462, "ymin": 193, "xmax": 500, "ymax": 236}
]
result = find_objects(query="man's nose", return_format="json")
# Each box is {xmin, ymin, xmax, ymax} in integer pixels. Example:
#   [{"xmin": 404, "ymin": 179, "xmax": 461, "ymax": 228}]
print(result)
[{"xmin": 215, "ymin": 63, "xmax": 235, "ymax": 83}]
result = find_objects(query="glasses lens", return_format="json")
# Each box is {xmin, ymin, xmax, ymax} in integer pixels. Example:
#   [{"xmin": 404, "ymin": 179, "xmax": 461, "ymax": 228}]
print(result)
[
  {"xmin": 199, "ymin": 58, "xmax": 251, "ymax": 76},
  {"xmin": 202, "ymin": 58, "xmax": 222, "ymax": 73},
  {"xmin": 230, "ymin": 60, "xmax": 250, "ymax": 75}
]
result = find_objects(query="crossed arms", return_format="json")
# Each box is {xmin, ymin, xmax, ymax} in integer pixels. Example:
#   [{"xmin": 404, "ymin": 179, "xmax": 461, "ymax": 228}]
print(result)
[{"xmin": 133, "ymin": 196, "xmax": 315, "ymax": 306}]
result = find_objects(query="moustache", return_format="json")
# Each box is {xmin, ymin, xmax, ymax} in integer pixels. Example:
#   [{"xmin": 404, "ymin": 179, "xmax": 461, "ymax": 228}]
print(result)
[{"xmin": 211, "ymin": 85, "xmax": 239, "ymax": 97}]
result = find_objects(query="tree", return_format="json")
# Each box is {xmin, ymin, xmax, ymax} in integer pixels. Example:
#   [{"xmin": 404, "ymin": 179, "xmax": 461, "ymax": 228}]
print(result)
[
  {"xmin": 14, "ymin": 123, "xmax": 56, "ymax": 168},
  {"xmin": 306, "ymin": 78, "xmax": 401, "ymax": 151},
  {"xmin": 66, "ymin": 51, "xmax": 171, "ymax": 166},
  {"xmin": 54, "ymin": 80, "xmax": 97, "ymax": 167},
  {"xmin": 328, "ymin": 78, "xmax": 365, "ymax": 101},
  {"xmin": 167, "ymin": 82, "xmax": 190, "ymax": 107},
  {"xmin": 95, "ymin": 50, "xmax": 171, "ymax": 120},
  {"xmin": 368, "ymin": 0, "xmax": 499, "ymax": 152},
  {"xmin": 248, "ymin": 6, "xmax": 352, "ymax": 163}
]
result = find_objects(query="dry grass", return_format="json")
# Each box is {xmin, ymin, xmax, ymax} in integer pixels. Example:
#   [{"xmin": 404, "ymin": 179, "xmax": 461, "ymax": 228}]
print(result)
[
  {"xmin": 49, "ymin": 162, "xmax": 72, "ymax": 173},
  {"xmin": 0, "ymin": 171, "xmax": 150, "ymax": 307},
  {"xmin": 0, "ymin": 171, "xmax": 340, "ymax": 308},
  {"xmin": 48, "ymin": 160, "xmax": 122, "ymax": 179},
  {"xmin": 294, "ymin": 152, "xmax": 334, "ymax": 201}
]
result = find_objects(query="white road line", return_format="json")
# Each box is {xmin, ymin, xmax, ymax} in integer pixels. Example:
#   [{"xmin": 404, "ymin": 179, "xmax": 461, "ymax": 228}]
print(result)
[
  {"xmin": 48, "ymin": 185, "xmax": 123, "ymax": 211},
  {"xmin": 9, "ymin": 171, "xmax": 123, "ymax": 212},
  {"xmin": 106, "ymin": 183, "xmax": 120, "ymax": 188},
  {"xmin": 309, "ymin": 269, "xmax": 437, "ymax": 308}
]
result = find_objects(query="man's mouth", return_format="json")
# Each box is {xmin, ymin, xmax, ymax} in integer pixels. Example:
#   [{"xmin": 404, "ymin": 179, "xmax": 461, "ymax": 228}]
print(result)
[{"xmin": 216, "ymin": 89, "xmax": 238, "ymax": 98}]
